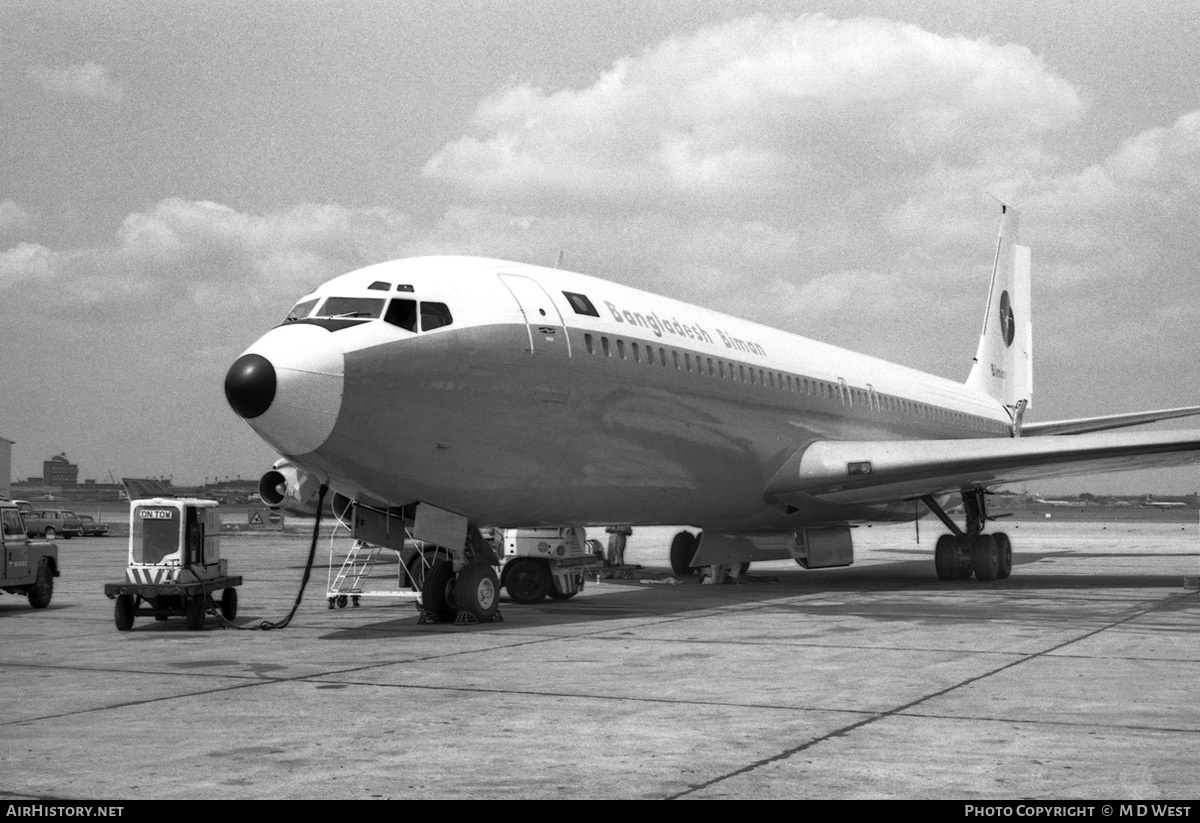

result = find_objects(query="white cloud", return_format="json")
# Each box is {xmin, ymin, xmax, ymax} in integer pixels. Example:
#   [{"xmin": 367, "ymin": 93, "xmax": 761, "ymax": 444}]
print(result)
[
  {"xmin": 0, "ymin": 199, "xmax": 414, "ymax": 313},
  {"xmin": 0, "ymin": 242, "xmax": 58, "ymax": 288},
  {"xmin": 0, "ymin": 201, "xmax": 35, "ymax": 236},
  {"xmin": 28, "ymin": 61, "xmax": 125, "ymax": 102},
  {"xmin": 424, "ymin": 14, "xmax": 1082, "ymax": 220}
]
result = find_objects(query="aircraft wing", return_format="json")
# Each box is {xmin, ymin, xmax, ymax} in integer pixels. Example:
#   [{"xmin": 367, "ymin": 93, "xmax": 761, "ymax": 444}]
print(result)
[
  {"xmin": 765, "ymin": 429, "xmax": 1200, "ymax": 508},
  {"xmin": 1021, "ymin": 406, "xmax": 1200, "ymax": 436}
]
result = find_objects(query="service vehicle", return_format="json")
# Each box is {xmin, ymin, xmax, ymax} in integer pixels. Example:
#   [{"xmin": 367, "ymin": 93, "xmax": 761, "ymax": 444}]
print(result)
[
  {"xmin": 103, "ymin": 498, "xmax": 241, "ymax": 630},
  {"xmin": 23, "ymin": 508, "xmax": 83, "ymax": 540},
  {"xmin": 0, "ymin": 499, "xmax": 58, "ymax": 609},
  {"xmin": 499, "ymin": 527, "xmax": 599, "ymax": 604}
]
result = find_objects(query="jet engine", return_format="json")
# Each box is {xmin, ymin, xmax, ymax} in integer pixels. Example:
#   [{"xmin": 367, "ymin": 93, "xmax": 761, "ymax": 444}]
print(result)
[{"xmin": 257, "ymin": 459, "xmax": 323, "ymax": 515}]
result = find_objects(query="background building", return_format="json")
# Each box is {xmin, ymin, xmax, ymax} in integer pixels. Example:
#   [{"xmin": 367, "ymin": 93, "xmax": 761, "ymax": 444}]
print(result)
[{"xmin": 43, "ymin": 453, "xmax": 78, "ymax": 487}]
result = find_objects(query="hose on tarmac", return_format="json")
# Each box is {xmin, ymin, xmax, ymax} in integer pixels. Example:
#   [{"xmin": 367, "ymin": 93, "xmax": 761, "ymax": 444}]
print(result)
[{"xmin": 213, "ymin": 483, "xmax": 328, "ymax": 631}]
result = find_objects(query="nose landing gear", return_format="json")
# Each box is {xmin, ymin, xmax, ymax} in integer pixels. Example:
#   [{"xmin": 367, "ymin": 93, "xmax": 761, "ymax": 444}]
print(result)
[{"xmin": 416, "ymin": 528, "xmax": 504, "ymax": 625}]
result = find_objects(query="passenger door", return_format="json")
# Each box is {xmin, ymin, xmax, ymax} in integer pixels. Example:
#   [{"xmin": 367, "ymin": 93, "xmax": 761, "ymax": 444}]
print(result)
[
  {"xmin": 498, "ymin": 274, "xmax": 572, "ymax": 356},
  {"xmin": 497, "ymin": 273, "xmax": 572, "ymax": 402}
]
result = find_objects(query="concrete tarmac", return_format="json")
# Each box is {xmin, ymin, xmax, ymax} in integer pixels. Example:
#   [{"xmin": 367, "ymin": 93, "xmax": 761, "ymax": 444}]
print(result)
[{"xmin": 2, "ymin": 519, "xmax": 1198, "ymax": 800}]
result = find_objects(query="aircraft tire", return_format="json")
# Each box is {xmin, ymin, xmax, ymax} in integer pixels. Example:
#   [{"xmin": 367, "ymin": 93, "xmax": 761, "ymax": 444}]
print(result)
[
  {"xmin": 184, "ymin": 596, "xmax": 206, "ymax": 630},
  {"xmin": 220, "ymin": 587, "xmax": 238, "ymax": 620},
  {"xmin": 971, "ymin": 534, "xmax": 1000, "ymax": 582},
  {"xmin": 934, "ymin": 535, "xmax": 958, "ymax": 581},
  {"xmin": 994, "ymin": 532, "xmax": 1013, "ymax": 580},
  {"xmin": 669, "ymin": 531, "xmax": 697, "ymax": 576},
  {"xmin": 405, "ymin": 555, "xmax": 425, "ymax": 591},
  {"xmin": 406, "ymin": 550, "xmax": 448, "ymax": 592},
  {"xmin": 114, "ymin": 594, "xmax": 135, "ymax": 630},
  {"xmin": 422, "ymin": 560, "xmax": 457, "ymax": 620},
  {"xmin": 27, "ymin": 558, "xmax": 54, "ymax": 609},
  {"xmin": 456, "ymin": 562, "xmax": 499, "ymax": 622},
  {"xmin": 505, "ymin": 558, "xmax": 550, "ymax": 604}
]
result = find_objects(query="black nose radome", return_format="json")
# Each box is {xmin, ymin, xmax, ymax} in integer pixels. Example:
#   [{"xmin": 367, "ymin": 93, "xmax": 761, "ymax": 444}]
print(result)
[{"xmin": 225, "ymin": 354, "xmax": 276, "ymax": 419}]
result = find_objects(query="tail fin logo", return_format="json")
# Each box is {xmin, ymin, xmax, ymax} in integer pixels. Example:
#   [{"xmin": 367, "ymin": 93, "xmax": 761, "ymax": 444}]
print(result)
[{"xmin": 999, "ymin": 290, "xmax": 1015, "ymax": 347}]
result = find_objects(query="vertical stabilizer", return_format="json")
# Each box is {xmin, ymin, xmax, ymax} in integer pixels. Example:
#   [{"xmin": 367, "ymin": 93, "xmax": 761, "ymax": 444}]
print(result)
[{"xmin": 966, "ymin": 204, "xmax": 1033, "ymax": 425}]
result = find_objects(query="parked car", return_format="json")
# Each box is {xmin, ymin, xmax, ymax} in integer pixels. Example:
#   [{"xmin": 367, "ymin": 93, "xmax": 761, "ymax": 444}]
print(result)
[
  {"xmin": 78, "ymin": 514, "xmax": 109, "ymax": 536},
  {"xmin": 23, "ymin": 509, "xmax": 84, "ymax": 540}
]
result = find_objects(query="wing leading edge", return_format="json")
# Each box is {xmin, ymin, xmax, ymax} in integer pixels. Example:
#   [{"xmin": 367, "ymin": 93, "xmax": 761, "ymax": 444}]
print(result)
[{"xmin": 764, "ymin": 430, "xmax": 1200, "ymax": 509}]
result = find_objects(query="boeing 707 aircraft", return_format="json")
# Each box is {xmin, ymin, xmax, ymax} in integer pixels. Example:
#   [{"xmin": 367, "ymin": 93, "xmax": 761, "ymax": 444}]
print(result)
[{"xmin": 225, "ymin": 205, "xmax": 1200, "ymax": 618}]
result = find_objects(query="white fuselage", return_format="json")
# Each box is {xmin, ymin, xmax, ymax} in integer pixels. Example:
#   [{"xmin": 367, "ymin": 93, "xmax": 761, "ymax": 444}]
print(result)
[{"xmin": 233, "ymin": 256, "xmax": 1012, "ymax": 531}]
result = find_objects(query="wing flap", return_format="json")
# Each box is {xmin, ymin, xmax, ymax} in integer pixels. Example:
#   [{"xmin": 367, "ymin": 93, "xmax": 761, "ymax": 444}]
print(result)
[{"xmin": 765, "ymin": 430, "xmax": 1200, "ymax": 508}]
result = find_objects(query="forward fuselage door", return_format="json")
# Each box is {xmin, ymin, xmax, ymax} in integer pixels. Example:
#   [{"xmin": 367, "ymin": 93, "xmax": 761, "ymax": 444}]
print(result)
[
  {"xmin": 497, "ymin": 272, "xmax": 572, "ymax": 403},
  {"xmin": 498, "ymin": 273, "xmax": 572, "ymax": 356}
]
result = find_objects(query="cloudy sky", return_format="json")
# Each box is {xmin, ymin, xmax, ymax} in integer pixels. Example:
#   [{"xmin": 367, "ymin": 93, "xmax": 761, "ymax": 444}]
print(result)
[{"xmin": 2, "ymin": 0, "xmax": 1198, "ymax": 495}]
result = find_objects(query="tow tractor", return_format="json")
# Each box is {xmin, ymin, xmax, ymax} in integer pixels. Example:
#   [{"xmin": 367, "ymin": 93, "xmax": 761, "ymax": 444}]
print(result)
[
  {"xmin": 500, "ymin": 527, "xmax": 600, "ymax": 604},
  {"xmin": 104, "ymin": 498, "xmax": 242, "ymax": 631}
]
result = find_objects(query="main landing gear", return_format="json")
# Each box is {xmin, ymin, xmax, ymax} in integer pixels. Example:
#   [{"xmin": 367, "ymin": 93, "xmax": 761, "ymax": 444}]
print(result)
[{"xmin": 922, "ymin": 490, "xmax": 1013, "ymax": 582}]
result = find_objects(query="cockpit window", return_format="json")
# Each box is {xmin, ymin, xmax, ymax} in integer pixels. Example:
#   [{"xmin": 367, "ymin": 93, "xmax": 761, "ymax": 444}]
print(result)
[
  {"xmin": 284, "ymin": 294, "xmax": 452, "ymax": 334},
  {"xmin": 421, "ymin": 302, "xmax": 453, "ymax": 331},
  {"xmin": 285, "ymin": 298, "xmax": 319, "ymax": 322},
  {"xmin": 385, "ymin": 298, "xmax": 418, "ymax": 332},
  {"xmin": 367, "ymin": 281, "xmax": 390, "ymax": 291},
  {"xmin": 313, "ymin": 296, "xmax": 387, "ymax": 319}
]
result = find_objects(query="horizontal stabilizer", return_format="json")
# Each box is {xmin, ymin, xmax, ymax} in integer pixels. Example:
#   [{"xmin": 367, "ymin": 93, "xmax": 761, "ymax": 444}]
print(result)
[
  {"xmin": 1021, "ymin": 406, "xmax": 1200, "ymax": 436},
  {"xmin": 765, "ymin": 430, "xmax": 1200, "ymax": 508}
]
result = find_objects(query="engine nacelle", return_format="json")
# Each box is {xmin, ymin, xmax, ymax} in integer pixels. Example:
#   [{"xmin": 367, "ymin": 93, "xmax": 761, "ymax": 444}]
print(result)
[{"xmin": 257, "ymin": 459, "xmax": 323, "ymax": 515}]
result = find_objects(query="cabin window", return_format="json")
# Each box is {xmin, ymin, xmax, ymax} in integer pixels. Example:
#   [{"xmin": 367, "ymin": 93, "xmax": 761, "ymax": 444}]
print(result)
[
  {"xmin": 420, "ymin": 302, "xmax": 453, "ymax": 331},
  {"xmin": 562, "ymin": 291, "xmax": 599, "ymax": 317},
  {"xmin": 601, "ymin": 336, "xmax": 611, "ymax": 357},
  {"xmin": 659, "ymin": 348, "xmax": 667, "ymax": 366},
  {"xmin": 617, "ymin": 339, "xmax": 626, "ymax": 359},
  {"xmin": 584, "ymin": 334, "xmax": 595, "ymax": 355},
  {"xmin": 385, "ymin": 299, "xmax": 418, "ymax": 331},
  {"xmin": 631, "ymin": 342, "xmax": 640, "ymax": 362},
  {"xmin": 646, "ymin": 346, "xmax": 654, "ymax": 365}
]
